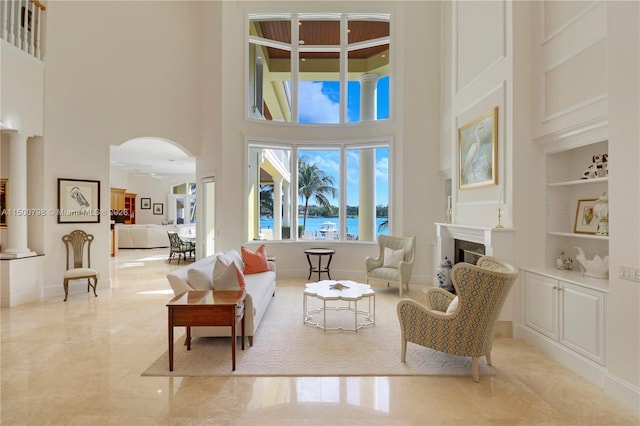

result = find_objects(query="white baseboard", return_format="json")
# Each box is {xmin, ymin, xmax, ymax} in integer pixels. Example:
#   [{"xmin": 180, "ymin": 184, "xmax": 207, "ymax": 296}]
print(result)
[
  {"xmin": 514, "ymin": 324, "xmax": 639, "ymax": 415},
  {"xmin": 603, "ymin": 373, "xmax": 640, "ymax": 416}
]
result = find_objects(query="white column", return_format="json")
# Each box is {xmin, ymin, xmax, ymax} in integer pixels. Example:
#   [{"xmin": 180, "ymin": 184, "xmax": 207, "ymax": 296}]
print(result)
[
  {"xmin": 1, "ymin": 131, "xmax": 36, "ymax": 258},
  {"xmin": 272, "ymin": 176, "xmax": 282, "ymax": 240},
  {"xmin": 358, "ymin": 73, "xmax": 380, "ymax": 241},
  {"xmin": 2, "ymin": 0, "xmax": 10, "ymax": 41},
  {"xmin": 282, "ymin": 181, "xmax": 291, "ymax": 227},
  {"xmin": 35, "ymin": 6, "xmax": 42, "ymax": 59}
]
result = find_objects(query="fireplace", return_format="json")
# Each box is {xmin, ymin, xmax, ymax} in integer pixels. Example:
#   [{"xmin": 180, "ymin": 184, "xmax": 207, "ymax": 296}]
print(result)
[{"xmin": 454, "ymin": 239, "xmax": 485, "ymax": 264}]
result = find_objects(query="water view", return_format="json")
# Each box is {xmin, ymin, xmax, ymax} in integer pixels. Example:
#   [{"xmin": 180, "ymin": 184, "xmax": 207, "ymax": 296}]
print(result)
[{"xmin": 260, "ymin": 216, "xmax": 388, "ymax": 240}]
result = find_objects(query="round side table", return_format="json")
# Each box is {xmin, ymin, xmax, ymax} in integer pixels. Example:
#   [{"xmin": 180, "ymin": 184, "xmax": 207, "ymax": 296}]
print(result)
[{"xmin": 304, "ymin": 248, "xmax": 336, "ymax": 281}]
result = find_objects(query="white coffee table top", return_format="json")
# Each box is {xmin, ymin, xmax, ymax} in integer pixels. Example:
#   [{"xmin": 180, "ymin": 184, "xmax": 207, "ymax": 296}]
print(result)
[{"xmin": 304, "ymin": 280, "xmax": 375, "ymax": 301}]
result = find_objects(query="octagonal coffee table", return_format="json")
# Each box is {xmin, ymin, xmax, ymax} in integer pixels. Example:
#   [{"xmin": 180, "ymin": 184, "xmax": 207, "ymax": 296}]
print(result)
[{"xmin": 303, "ymin": 280, "xmax": 375, "ymax": 332}]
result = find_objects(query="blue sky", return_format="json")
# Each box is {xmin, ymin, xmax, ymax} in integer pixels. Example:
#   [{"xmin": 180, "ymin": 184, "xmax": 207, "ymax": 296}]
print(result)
[
  {"xmin": 296, "ymin": 76, "xmax": 390, "ymax": 207},
  {"xmin": 299, "ymin": 148, "xmax": 389, "ymax": 207}
]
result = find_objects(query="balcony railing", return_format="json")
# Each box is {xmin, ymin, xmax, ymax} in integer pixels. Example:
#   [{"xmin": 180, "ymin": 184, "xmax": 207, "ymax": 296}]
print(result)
[{"xmin": 1, "ymin": 0, "xmax": 45, "ymax": 60}]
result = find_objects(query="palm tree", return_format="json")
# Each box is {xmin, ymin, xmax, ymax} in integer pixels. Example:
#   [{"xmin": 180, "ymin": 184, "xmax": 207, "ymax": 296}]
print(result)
[
  {"xmin": 298, "ymin": 157, "xmax": 337, "ymax": 232},
  {"xmin": 259, "ymin": 184, "xmax": 273, "ymax": 216}
]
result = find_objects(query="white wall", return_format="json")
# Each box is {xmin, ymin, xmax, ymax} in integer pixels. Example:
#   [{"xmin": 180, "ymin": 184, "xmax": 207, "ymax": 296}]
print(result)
[
  {"xmin": 41, "ymin": 1, "xmax": 204, "ymax": 295},
  {"xmin": 0, "ymin": 44, "xmax": 44, "ymax": 135},
  {"xmin": 126, "ymin": 173, "xmax": 196, "ymax": 225},
  {"xmin": 605, "ymin": 0, "xmax": 640, "ymax": 409}
]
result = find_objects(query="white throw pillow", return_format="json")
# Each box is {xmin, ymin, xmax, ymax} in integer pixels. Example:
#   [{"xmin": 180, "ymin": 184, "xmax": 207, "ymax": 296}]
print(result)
[
  {"xmin": 212, "ymin": 257, "xmax": 242, "ymax": 290},
  {"xmin": 445, "ymin": 296, "xmax": 459, "ymax": 314},
  {"xmin": 383, "ymin": 247, "xmax": 405, "ymax": 268},
  {"xmin": 187, "ymin": 266, "xmax": 214, "ymax": 290}
]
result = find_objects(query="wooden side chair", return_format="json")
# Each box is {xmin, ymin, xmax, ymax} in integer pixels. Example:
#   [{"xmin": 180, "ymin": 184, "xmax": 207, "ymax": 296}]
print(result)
[{"xmin": 62, "ymin": 230, "xmax": 99, "ymax": 302}]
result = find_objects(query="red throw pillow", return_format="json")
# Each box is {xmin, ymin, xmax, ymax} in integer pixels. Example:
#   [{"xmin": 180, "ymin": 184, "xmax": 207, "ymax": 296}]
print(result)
[
  {"xmin": 235, "ymin": 265, "xmax": 247, "ymax": 291},
  {"xmin": 241, "ymin": 245, "xmax": 269, "ymax": 274}
]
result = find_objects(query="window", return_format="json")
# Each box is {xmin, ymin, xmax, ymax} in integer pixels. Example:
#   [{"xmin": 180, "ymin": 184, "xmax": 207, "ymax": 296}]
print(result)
[
  {"xmin": 248, "ymin": 141, "xmax": 389, "ymax": 242},
  {"xmin": 248, "ymin": 13, "xmax": 390, "ymax": 124},
  {"xmin": 169, "ymin": 182, "xmax": 196, "ymax": 225}
]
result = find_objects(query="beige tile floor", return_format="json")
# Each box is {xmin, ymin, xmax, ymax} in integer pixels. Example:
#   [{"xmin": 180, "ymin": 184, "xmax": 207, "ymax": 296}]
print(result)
[{"xmin": 1, "ymin": 248, "xmax": 638, "ymax": 425}]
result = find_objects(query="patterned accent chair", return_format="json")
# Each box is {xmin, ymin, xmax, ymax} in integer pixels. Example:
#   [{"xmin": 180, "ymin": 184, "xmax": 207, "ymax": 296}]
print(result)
[
  {"xmin": 365, "ymin": 235, "xmax": 416, "ymax": 297},
  {"xmin": 396, "ymin": 256, "xmax": 519, "ymax": 382},
  {"xmin": 167, "ymin": 231, "xmax": 195, "ymax": 264}
]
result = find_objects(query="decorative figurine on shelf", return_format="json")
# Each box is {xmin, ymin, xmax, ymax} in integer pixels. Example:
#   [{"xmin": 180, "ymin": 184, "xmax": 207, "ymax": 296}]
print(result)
[
  {"xmin": 437, "ymin": 257, "xmax": 455, "ymax": 293},
  {"xmin": 556, "ymin": 250, "xmax": 573, "ymax": 270},
  {"xmin": 593, "ymin": 191, "xmax": 609, "ymax": 236},
  {"xmin": 598, "ymin": 153, "xmax": 608, "ymax": 177},
  {"xmin": 581, "ymin": 154, "xmax": 607, "ymax": 179},
  {"xmin": 575, "ymin": 246, "xmax": 609, "ymax": 279}
]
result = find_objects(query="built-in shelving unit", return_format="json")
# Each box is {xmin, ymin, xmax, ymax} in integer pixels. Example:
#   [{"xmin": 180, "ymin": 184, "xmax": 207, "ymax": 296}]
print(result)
[
  {"xmin": 518, "ymin": 122, "xmax": 610, "ymax": 377},
  {"xmin": 543, "ymin": 139, "xmax": 609, "ymax": 285}
]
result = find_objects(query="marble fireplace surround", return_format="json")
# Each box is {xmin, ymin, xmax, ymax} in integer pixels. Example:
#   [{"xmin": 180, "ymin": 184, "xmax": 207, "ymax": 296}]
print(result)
[{"xmin": 435, "ymin": 223, "xmax": 516, "ymax": 325}]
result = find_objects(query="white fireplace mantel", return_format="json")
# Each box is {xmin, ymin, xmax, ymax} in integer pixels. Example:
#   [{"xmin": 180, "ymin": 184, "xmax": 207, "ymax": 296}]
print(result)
[
  {"xmin": 435, "ymin": 223, "xmax": 517, "ymax": 321},
  {"xmin": 435, "ymin": 223, "xmax": 516, "ymax": 262}
]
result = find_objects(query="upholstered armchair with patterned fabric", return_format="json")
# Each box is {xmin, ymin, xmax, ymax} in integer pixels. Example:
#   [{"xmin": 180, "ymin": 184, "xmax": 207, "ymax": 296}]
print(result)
[
  {"xmin": 365, "ymin": 235, "xmax": 415, "ymax": 296},
  {"xmin": 396, "ymin": 256, "xmax": 519, "ymax": 382}
]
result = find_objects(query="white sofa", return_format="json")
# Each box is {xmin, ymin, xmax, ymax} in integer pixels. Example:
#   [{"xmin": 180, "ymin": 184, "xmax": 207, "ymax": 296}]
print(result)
[
  {"xmin": 117, "ymin": 224, "xmax": 196, "ymax": 249},
  {"xmin": 117, "ymin": 224, "xmax": 169, "ymax": 248},
  {"xmin": 166, "ymin": 249, "xmax": 276, "ymax": 345}
]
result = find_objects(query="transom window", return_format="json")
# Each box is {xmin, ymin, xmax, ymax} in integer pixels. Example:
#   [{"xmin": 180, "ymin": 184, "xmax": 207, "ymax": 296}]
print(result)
[{"xmin": 248, "ymin": 13, "xmax": 390, "ymax": 124}]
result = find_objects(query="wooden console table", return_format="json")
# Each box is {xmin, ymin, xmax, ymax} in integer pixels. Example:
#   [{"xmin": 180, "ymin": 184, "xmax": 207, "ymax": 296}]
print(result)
[{"xmin": 167, "ymin": 290, "xmax": 246, "ymax": 371}]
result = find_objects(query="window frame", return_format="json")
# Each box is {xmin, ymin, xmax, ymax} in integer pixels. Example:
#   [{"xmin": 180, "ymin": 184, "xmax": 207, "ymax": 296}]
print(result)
[
  {"xmin": 247, "ymin": 12, "xmax": 391, "ymax": 124},
  {"xmin": 246, "ymin": 137, "xmax": 392, "ymax": 243}
]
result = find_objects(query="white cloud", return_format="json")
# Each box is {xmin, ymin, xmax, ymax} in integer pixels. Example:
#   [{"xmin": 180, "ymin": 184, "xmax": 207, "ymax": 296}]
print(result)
[{"xmin": 298, "ymin": 82, "xmax": 339, "ymax": 123}]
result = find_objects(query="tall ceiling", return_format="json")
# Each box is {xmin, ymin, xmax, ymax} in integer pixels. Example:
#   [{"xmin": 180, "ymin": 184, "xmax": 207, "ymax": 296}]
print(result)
[{"xmin": 110, "ymin": 138, "xmax": 195, "ymax": 177}]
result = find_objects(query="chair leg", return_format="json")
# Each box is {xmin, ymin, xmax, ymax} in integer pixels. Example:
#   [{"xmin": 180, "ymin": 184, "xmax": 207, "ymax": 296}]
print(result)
[
  {"xmin": 472, "ymin": 357, "xmax": 480, "ymax": 382},
  {"xmin": 63, "ymin": 279, "xmax": 69, "ymax": 302},
  {"xmin": 400, "ymin": 337, "xmax": 407, "ymax": 362},
  {"xmin": 486, "ymin": 352, "xmax": 492, "ymax": 366},
  {"xmin": 90, "ymin": 277, "xmax": 98, "ymax": 297}
]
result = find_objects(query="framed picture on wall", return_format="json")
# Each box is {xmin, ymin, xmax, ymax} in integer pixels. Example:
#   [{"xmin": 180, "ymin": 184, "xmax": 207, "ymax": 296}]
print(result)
[
  {"xmin": 458, "ymin": 107, "xmax": 498, "ymax": 189},
  {"xmin": 153, "ymin": 203, "xmax": 163, "ymax": 215},
  {"xmin": 0, "ymin": 179, "xmax": 7, "ymax": 228},
  {"xmin": 57, "ymin": 178, "xmax": 101, "ymax": 223},
  {"xmin": 141, "ymin": 198, "xmax": 151, "ymax": 209}
]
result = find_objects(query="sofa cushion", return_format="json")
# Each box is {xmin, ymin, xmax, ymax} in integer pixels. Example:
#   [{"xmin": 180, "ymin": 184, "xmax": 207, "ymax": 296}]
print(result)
[
  {"xmin": 187, "ymin": 264, "xmax": 214, "ymax": 290},
  {"xmin": 218, "ymin": 249, "xmax": 244, "ymax": 271},
  {"xmin": 212, "ymin": 257, "xmax": 245, "ymax": 291},
  {"xmin": 383, "ymin": 247, "xmax": 405, "ymax": 268},
  {"xmin": 242, "ymin": 245, "xmax": 269, "ymax": 274}
]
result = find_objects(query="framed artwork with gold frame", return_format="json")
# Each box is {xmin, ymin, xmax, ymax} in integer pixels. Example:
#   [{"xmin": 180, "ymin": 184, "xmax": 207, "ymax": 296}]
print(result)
[
  {"xmin": 458, "ymin": 107, "xmax": 498, "ymax": 189},
  {"xmin": 574, "ymin": 199, "xmax": 598, "ymax": 234}
]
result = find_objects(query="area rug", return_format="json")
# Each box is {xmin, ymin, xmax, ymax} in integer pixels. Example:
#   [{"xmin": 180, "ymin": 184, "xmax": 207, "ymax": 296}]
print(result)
[{"xmin": 142, "ymin": 283, "xmax": 494, "ymax": 377}]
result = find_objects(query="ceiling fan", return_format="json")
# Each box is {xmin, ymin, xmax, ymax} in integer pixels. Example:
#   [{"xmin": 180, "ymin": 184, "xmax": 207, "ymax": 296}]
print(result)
[{"xmin": 133, "ymin": 170, "xmax": 167, "ymax": 179}]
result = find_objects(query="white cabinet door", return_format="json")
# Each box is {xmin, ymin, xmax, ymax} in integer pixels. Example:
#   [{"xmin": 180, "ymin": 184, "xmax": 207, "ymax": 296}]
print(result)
[
  {"xmin": 559, "ymin": 281, "xmax": 606, "ymax": 365},
  {"xmin": 524, "ymin": 272, "xmax": 559, "ymax": 340}
]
